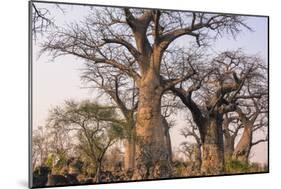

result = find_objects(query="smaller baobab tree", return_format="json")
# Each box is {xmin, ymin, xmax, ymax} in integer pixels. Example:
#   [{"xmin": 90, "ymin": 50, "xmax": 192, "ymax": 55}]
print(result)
[
  {"xmin": 222, "ymin": 98, "xmax": 268, "ymax": 164},
  {"xmin": 218, "ymin": 50, "xmax": 268, "ymax": 163},
  {"xmin": 232, "ymin": 86, "xmax": 268, "ymax": 162},
  {"xmin": 172, "ymin": 50, "xmax": 266, "ymax": 175},
  {"xmin": 46, "ymin": 100, "xmax": 124, "ymax": 182}
]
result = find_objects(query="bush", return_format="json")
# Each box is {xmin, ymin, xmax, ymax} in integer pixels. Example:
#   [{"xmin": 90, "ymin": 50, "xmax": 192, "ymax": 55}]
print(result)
[
  {"xmin": 44, "ymin": 153, "xmax": 68, "ymax": 174},
  {"xmin": 172, "ymin": 161, "xmax": 189, "ymax": 177},
  {"xmin": 225, "ymin": 160, "xmax": 267, "ymax": 174},
  {"xmin": 225, "ymin": 160, "xmax": 250, "ymax": 173}
]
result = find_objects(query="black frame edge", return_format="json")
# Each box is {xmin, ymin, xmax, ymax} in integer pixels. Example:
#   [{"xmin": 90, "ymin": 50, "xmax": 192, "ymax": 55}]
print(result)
[{"xmin": 28, "ymin": 0, "xmax": 33, "ymax": 188}]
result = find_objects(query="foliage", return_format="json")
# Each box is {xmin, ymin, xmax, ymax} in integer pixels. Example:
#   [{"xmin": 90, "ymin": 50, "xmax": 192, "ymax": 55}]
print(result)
[
  {"xmin": 46, "ymin": 100, "xmax": 125, "ymax": 178},
  {"xmin": 225, "ymin": 160, "xmax": 267, "ymax": 174},
  {"xmin": 173, "ymin": 161, "xmax": 188, "ymax": 177},
  {"xmin": 44, "ymin": 154, "xmax": 55, "ymax": 168}
]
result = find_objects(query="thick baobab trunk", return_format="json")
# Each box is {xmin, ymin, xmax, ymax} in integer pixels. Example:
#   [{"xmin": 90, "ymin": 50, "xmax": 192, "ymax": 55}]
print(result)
[
  {"xmin": 223, "ymin": 119, "xmax": 234, "ymax": 161},
  {"xmin": 201, "ymin": 114, "xmax": 224, "ymax": 175},
  {"xmin": 223, "ymin": 117, "xmax": 235, "ymax": 161},
  {"xmin": 124, "ymin": 132, "xmax": 136, "ymax": 171},
  {"xmin": 224, "ymin": 136, "xmax": 235, "ymax": 161},
  {"xmin": 232, "ymin": 124, "xmax": 252, "ymax": 162},
  {"xmin": 134, "ymin": 69, "xmax": 171, "ymax": 179}
]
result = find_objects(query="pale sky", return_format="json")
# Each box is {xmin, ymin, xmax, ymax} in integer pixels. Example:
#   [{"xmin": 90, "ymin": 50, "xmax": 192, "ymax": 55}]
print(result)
[{"xmin": 32, "ymin": 2, "xmax": 268, "ymax": 164}]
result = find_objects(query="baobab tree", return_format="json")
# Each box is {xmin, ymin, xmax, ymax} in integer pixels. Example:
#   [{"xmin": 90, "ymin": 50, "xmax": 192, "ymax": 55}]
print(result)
[
  {"xmin": 216, "ymin": 50, "xmax": 268, "ymax": 163},
  {"xmin": 40, "ymin": 6, "xmax": 249, "ymax": 178},
  {"xmin": 233, "ymin": 106, "xmax": 268, "ymax": 162},
  {"xmin": 232, "ymin": 81, "xmax": 268, "ymax": 162},
  {"xmin": 172, "ymin": 50, "xmax": 266, "ymax": 174},
  {"xmin": 222, "ymin": 100, "xmax": 268, "ymax": 163}
]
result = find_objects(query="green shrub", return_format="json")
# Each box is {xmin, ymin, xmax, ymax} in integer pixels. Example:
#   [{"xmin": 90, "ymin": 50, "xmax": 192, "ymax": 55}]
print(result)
[
  {"xmin": 44, "ymin": 152, "xmax": 68, "ymax": 174},
  {"xmin": 225, "ymin": 160, "xmax": 250, "ymax": 173},
  {"xmin": 44, "ymin": 154, "xmax": 55, "ymax": 168},
  {"xmin": 225, "ymin": 160, "xmax": 267, "ymax": 174}
]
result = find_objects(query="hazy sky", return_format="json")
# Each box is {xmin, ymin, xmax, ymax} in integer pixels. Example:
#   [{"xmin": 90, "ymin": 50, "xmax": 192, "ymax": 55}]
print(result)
[{"xmin": 32, "ymin": 2, "xmax": 268, "ymax": 164}]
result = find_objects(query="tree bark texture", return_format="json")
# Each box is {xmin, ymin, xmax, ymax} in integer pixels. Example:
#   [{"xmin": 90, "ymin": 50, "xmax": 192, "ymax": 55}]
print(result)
[
  {"xmin": 200, "ymin": 115, "xmax": 224, "ymax": 175},
  {"xmin": 124, "ymin": 130, "xmax": 136, "ymax": 171},
  {"xmin": 134, "ymin": 68, "xmax": 171, "ymax": 179},
  {"xmin": 232, "ymin": 123, "xmax": 252, "ymax": 162},
  {"xmin": 224, "ymin": 136, "xmax": 235, "ymax": 161}
]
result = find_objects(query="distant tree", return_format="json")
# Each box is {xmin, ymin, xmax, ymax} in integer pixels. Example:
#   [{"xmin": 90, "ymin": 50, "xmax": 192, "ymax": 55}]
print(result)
[
  {"xmin": 180, "ymin": 117, "xmax": 202, "ymax": 171},
  {"xmin": 32, "ymin": 126, "xmax": 50, "ymax": 169},
  {"xmin": 45, "ymin": 120, "xmax": 74, "ymax": 173},
  {"xmin": 47, "ymin": 100, "xmax": 124, "ymax": 182}
]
